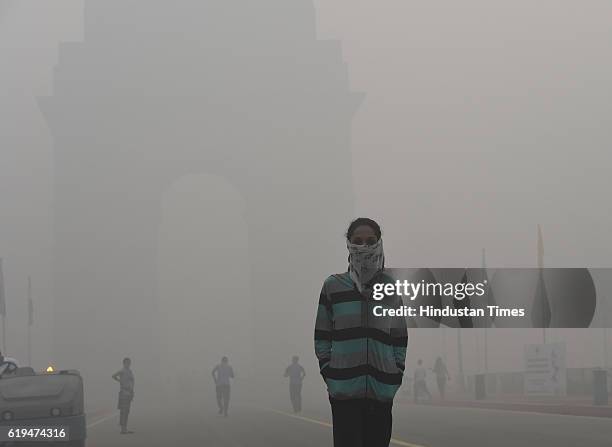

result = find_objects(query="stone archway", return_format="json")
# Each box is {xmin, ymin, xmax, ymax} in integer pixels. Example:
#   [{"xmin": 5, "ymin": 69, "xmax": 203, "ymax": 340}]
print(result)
[{"xmin": 41, "ymin": 0, "xmax": 361, "ymax": 399}]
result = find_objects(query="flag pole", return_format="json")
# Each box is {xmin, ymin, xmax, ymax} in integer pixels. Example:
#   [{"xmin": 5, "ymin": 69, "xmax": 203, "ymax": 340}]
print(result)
[
  {"xmin": 482, "ymin": 248, "xmax": 488, "ymax": 372},
  {"xmin": 27, "ymin": 276, "xmax": 32, "ymax": 366},
  {"xmin": 538, "ymin": 225, "xmax": 546, "ymax": 344},
  {"xmin": 457, "ymin": 328, "xmax": 465, "ymax": 392},
  {"xmin": 604, "ymin": 327, "xmax": 609, "ymax": 370},
  {"xmin": 0, "ymin": 258, "xmax": 6, "ymax": 353},
  {"xmin": 603, "ymin": 290, "xmax": 609, "ymax": 370},
  {"xmin": 27, "ymin": 323, "xmax": 31, "ymax": 366}
]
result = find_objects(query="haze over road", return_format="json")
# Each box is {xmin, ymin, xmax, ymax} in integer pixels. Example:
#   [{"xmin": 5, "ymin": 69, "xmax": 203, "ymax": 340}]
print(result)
[{"xmin": 85, "ymin": 392, "xmax": 612, "ymax": 447}]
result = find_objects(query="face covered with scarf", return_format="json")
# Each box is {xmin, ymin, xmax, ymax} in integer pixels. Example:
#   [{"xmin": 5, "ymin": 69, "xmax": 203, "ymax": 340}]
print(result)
[{"xmin": 347, "ymin": 238, "xmax": 385, "ymax": 292}]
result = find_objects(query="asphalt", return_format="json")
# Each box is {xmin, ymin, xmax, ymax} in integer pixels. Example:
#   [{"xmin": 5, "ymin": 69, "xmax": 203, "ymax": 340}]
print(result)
[{"xmin": 84, "ymin": 394, "xmax": 612, "ymax": 447}]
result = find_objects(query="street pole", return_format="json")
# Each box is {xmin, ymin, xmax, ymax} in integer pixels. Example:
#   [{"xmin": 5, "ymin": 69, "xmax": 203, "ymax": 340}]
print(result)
[
  {"xmin": 604, "ymin": 327, "xmax": 608, "ymax": 370},
  {"xmin": 482, "ymin": 248, "xmax": 489, "ymax": 372},
  {"xmin": 443, "ymin": 327, "xmax": 448, "ymax": 363},
  {"xmin": 440, "ymin": 325, "xmax": 446, "ymax": 363},
  {"xmin": 603, "ymin": 297, "xmax": 609, "ymax": 370},
  {"xmin": 484, "ymin": 327, "xmax": 488, "ymax": 372},
  {"xmin": 538, "ymin": 225, "xmax": 546, "ymax": 345},
  {"xmin": 1, "ymin": 316, "xmax": 5, "ymax": 353},
  {"xmin": 457, "ymin": 328, "xmax": 465, "ymax": 392}
]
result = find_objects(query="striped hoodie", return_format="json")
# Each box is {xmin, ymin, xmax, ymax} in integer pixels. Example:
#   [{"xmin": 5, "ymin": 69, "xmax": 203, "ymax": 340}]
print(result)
[{"xmin": 314, "ymin": 271, "xmax": 408, "ymax": 402}]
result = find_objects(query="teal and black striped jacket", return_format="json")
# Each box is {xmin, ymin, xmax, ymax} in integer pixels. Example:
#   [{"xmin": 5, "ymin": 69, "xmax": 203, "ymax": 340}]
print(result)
[{"xmin": 314, "ymin": 271, "xmax": 408, "ymax": 402}]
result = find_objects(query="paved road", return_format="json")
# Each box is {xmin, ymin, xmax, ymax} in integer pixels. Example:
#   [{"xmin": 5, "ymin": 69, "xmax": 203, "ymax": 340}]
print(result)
[{"xmin": 85, "ymin": 397, "xmax": 612, "ymax": 447}]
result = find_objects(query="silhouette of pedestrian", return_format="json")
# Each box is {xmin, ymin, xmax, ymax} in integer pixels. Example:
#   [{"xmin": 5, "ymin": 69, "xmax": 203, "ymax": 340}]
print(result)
[
  {"xmin": 433, "ymin": 356, "xmax": 450, "ymax": 400},
  {"xmin": 212, "ymin": 356, "xmax": 234, "ymax": 417},
  {"xmin": 112, "ymin": 357, "xmax": 135, "ymax": 434},
  {"xmin": 413, "ymin": 359, "xmax": 431, "ymax": 403},
  {"xmin": 284, "ymin": 356, "xmax": 306, "ymax": 413}
]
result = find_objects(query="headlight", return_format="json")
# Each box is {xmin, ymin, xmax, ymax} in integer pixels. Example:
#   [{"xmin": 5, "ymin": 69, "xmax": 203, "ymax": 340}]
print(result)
[
  {"xmin": 50, "ymin": 408, "xmax": 61, "ymax": 417},
  {"xmin": 2, "ymin": 411, "xmax": 13, "ymax": 421}
]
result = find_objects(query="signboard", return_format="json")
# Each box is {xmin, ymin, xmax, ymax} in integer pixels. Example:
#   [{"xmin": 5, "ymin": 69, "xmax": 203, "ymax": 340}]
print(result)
[{"xmin": 524, "ymin": 342, "xmax": 566, "ymax": 396}]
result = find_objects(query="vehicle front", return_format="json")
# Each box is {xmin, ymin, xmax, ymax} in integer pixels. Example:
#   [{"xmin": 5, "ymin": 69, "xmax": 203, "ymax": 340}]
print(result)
[{"xmin": 0, "ymin": 368, "xmax": 86, "ymax": 447}]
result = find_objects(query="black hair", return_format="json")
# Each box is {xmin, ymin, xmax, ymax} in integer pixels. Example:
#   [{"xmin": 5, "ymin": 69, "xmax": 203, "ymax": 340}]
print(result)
[
  {"xmin": 345, "ymin": 218, "xmax": 382, "ymax": 241},
  {"xmin": 123, "ymin": 357, "xmax": 131, "ymax": 364}
]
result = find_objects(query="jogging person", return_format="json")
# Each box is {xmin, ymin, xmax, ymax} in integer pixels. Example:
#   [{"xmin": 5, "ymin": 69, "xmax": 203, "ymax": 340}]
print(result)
[
  {"xmin": 212, "ymin": 356, "xmax": 234, "ymax": 417},
  {"xmin": 284, "ymin": 355, "xmax": 306, "ymax": 413}
]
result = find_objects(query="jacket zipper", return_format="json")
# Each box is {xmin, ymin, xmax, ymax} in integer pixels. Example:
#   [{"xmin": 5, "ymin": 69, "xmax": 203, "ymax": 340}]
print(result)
[{"xmin": 363, "ymin": 288, "xmax": 369, "ymax": 399}]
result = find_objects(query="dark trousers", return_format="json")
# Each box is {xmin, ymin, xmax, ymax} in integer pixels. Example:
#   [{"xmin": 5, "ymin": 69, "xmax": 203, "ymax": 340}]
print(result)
[
  {"xmin": 119, "ymin": 405, "xmax": 130, "ymax": 430},
  {"xmin": 330, "ymin": 398, "xmax": 392, "ymax": 447},
  {"xmin": 216, "ymin": 384, "xmax": 231, "ymax": 414},
  {"xmin": 289, "ymin": 382, "xmax": 303, "ymax": 412}
]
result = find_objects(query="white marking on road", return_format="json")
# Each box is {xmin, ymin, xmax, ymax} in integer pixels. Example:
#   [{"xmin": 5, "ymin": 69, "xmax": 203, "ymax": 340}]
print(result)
[
  {"xmin": 397, "ymin": 401, "xmax": 612, "ymax": 421},
  {"xmin": 87, "ymin": 412, "xmax": 117, "ymax": 429}
]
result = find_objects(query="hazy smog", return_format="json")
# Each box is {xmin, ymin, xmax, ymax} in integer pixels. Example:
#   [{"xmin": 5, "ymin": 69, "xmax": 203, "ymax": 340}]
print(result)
[{"xmin": 1, "ymin": 1, "xmax": 612, "ymax": 446}]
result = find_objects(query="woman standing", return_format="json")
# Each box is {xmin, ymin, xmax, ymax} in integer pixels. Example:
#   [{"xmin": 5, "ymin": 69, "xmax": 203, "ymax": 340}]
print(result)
[{"xmin": 314, "ymin": 218, "xmax": 408, "ymax": 447}]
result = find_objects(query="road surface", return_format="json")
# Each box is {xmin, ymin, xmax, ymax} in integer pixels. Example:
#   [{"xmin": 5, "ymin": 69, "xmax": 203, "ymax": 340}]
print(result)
[{"xmin": 85, "ymin": 395, "xmax": 612, "ymax": 447}]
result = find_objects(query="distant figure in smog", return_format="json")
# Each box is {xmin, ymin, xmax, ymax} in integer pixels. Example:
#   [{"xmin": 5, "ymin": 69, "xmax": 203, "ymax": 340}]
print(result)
[
  {"xmin": 413, "ymin": 359, "xmax": 431, "ymax": 403},
  {"xmin": 284, "ymin": 355, "xmax": 306, "ymax": 413},
  {"xmin": 112, "ymin": 357, "xmax": 135, "ymax": 434},
  {"xmin": 432, "ymin": 356, "xmax": 450, "ymax": 400},
  {"xmin": 212, "ymin": 356, "xmax": 234, "ymax": 417},
  {"xmin": 0, "ymin": 351, "xmax": 19, "ymax": 377}
]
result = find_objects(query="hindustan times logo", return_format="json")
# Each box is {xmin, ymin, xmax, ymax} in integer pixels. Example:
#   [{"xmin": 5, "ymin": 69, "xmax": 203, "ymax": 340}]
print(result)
[{"xmin": 372, "ymin": 280, "xmax": 487, "ymax": 301}]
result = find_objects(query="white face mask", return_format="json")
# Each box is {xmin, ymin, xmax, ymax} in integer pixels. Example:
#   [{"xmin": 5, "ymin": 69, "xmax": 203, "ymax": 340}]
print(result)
[{"xmin": 347, "ymin": 238, "xmax": 385, "ymax": 292}]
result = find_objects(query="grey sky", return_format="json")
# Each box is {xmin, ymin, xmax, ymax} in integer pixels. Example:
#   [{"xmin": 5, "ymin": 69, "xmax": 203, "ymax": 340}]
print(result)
[
  {"xmin": 1, "ymin": 1, "xmax": 611, "ymax": 395},
  {"xmin": 314, "ymin": 0, "xmax": 612, "ymax": 268}
]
